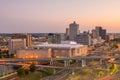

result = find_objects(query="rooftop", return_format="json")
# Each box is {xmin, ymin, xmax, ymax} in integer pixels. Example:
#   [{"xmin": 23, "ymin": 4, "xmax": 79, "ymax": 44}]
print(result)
[{"xmin": 32, "ymin": 43, "xmax": 85, "ymax": 49}]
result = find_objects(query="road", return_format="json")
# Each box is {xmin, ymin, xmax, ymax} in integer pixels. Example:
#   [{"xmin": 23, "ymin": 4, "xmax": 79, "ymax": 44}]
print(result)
[
  {"xmin": 0, "ymin": 56, "xmax": 111, "ymax": 63},
  {"xmin": 40, "ymin": 69, "xmax": 72, "ymax": 80},
  {"xmin": 0, "ymin": 62, "xmax": 102, "ymax": 70},
  {"xmin": 0, "ymin": 72, "xmax": 17, "ymax": 80}
]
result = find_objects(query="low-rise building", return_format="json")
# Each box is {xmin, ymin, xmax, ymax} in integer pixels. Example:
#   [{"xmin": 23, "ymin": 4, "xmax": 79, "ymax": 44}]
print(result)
[
  {"xmin": 9, "ymin": 38, "xmax": 26, "ymax": 54},
  {"xmin": 16, "ymin": 41, "xmax": 88, "ymax": 58}
]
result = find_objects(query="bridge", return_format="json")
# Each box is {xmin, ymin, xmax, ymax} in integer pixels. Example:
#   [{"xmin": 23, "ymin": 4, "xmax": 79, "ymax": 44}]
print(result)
[
  {"xmin": 0, "ymin": 56, "xmax": 113, "ymax": 80},
  {"xmin": 0, "ymin": 56, "xmax": 112, "ymax": 68},
  {"xmin": 0, "ymin": 56, "xmax": 111, "ymax": 68},
  {"xmin": 0, "ymin": 56, "xmax": 111, "ymax": 63},
  {"xmin": 0, "ymin": 62, "xmax": 102, "ymax": 69}
]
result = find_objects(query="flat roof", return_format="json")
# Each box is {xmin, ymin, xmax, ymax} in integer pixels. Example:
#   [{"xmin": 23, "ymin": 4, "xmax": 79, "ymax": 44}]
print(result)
[{"xmin": 32, "ymin": 44, "xmax": 85, "ymax": 49}]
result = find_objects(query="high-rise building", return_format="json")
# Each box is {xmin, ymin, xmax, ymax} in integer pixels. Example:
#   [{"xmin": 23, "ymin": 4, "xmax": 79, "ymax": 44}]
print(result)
[
  {"xmin": 9, "ymin": 38, "xmax": 26, "ymax": 54},
  {"xmin": 75, "ymin": 32, "xmax": 92, "ymax": 45},
  {"xmin": 69, "ymin": 21, "xmax": 79, "ymax": 40},
  {"xmin": 92, "ymin": 26, "xmax": 106, "ymax": 40}
]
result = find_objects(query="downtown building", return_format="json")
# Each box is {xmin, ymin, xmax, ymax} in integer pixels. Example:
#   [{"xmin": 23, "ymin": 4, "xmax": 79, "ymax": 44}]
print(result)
[
  {"xmin": 75, "ymin": 32, "xmax": 92, "ymax": 46},
  {"xmin": 16, "ymin": 41, "xmax": 88, "ymax": 58},
  {"xmin": 47, "ymin": 33, "xmax": 65, "ymax": 44},
  {"xmin": 9, "ymin": 34, "xmax": 32, "ymax": 54},
  {"xmin": 92, "ymin": 26, "xmax": 106, "ymax": 40},
  {"xmin": 8, "ymin": 38, "xmax": 26, "ymax": 54},
  {"xmin": 69, "ymin": 21, "xmax": 80, "ymax": 40}
]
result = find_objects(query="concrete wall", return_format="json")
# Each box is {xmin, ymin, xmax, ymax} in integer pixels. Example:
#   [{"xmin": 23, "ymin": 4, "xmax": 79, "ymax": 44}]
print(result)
[
  {"xmin": 16, "ymin": 49, "xmax": 51, "ymax": 58},
  {"xmin": 16, "ymin": 46, "xmax": 88, "ymax": 58},
  {"xmin": 52, "ymin": 49, "xmax": 70, "ymax": 57},
  {"xmin": 72, "ymin": 46, "xmax": 88, "ymax": 57}
]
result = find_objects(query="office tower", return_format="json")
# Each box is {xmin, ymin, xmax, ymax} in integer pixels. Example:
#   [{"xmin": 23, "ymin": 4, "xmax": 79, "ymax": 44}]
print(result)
[
  {"xmin": 69, "ymin": 21, "xmax": 79, "ymax": 40},
  {"xmin": 75, "ymin": 32, "xmax": 92, "ymax": 45},
  {"xmin": 92, "ymin": 26, "xmax": 106, "ymax": 40}
]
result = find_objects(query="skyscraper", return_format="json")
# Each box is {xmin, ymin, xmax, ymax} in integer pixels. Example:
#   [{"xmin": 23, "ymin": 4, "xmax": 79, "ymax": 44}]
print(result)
[{"xmin": 69, "ymin": 21, "xmax": 79, "ymax": 40}]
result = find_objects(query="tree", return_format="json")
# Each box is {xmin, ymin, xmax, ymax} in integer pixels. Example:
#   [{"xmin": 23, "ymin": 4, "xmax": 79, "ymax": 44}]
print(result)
[
  {"xmin": 30, "ymin": 64, "xmax": 36, "ymax": 72},
  {"xmin": 24, "ymin": 68, "xmax": 29, "ymax": 75},
  {"xmin": 17, "ymin": 67, "xmax": 25, "ymax": 76},
  {"xmin": 0, "ymin": 54, "xmax": 2, "ymax": 58},
  {"xmin": 13, "ymin": 65, "xmax": 22, "ymax": 70}
]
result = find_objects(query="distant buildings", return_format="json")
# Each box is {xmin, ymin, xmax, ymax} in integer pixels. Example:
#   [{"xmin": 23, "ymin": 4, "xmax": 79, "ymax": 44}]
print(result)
[
  {"xmin": 9, "ymin": 38, "xmax": 26, "ymax": 54},
  {"xmin": 69, "ymin": 21, "xmax": 80, "ymax": 40},
  {"xmin": 65, "ymin": 22, "xmax": 107, "ymax": 46},
  {"xmin": 11, "ymin": 33, "xmax": 32, "ymax": 47},
  {"xmin": 26, "ymin": 34, "xmax": 32, "ymax": 47},
  {"xmin": 8, "ymin": 22, "xmax": 108, "ymax": 55},
  {"xmin": 92, "ymin": 26, "xmax": 106, "ymax": 40},
  {"xmin": 75, "ymin": 32, "xmax": 92, "ymax": 45},
  {"xmin": 65, "ymin": 28, "xmax": 69, "ymax": 40},
  {"xmin": 47, "ymin": 33, "xmax": 65, "ymax": 44},
  {"xmin": 55, "ymin": 34, "xmax": 65, "ymax": 43},
  {"xmin": 9, "ymin": 34, "xmax": 32, "ymax": 54},
  {"xmin": 16, "ymin": 41, "xmax": 88, "ymax": 58}
]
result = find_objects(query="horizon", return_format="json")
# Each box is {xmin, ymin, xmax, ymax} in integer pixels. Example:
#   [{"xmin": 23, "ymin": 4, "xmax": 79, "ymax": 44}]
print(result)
[{"xmin": 0, "ymin": 0, "xmax": 120, "ymax": 33}]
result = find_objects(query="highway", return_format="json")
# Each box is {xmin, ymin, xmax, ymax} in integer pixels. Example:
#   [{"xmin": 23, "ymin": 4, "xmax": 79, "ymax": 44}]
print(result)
[
  {"xmin": 0, "ymin": 56, "xmax": 111, "ymax": 63},
  {"xmin": 0, "ymin": 62, "xmax": 104, "ymax": 70}
]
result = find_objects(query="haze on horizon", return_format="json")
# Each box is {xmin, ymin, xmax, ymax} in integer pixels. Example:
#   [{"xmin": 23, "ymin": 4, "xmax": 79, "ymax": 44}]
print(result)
[{"xmin": 0, "ymin": 0, "xmax": 120, "ymax": 33}]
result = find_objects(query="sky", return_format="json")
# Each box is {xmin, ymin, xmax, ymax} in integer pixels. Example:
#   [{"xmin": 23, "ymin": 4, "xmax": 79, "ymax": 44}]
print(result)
[{"xmin": 0, "ymin": 0, "xmax": 120, "ymax": 33}]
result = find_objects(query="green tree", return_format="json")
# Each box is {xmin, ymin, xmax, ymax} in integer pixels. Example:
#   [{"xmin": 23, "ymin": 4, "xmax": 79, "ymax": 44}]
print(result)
[
  {"xmin": 0, "ymin": 54, "xmax": 2, "ymax": 58},
  {"xmin": 13, "ymin": 65, "xmax": 22, "ymax": 70},
  {"xmin": 24, "ymin": 68, "xmax": 29, "ymax": 75},
  {"xmin": 17, "ymin": 67, "xmax": 25, "ymax": 76},
  {"xmin": 30, "ymin": 64, "xmax": 36, "ymax": 72}
]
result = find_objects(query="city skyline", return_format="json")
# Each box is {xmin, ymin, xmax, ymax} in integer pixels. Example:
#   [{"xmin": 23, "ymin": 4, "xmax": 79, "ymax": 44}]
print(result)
[{"xmin": 0, "ymin": 0, "xmax": 120, "ymax": 33}]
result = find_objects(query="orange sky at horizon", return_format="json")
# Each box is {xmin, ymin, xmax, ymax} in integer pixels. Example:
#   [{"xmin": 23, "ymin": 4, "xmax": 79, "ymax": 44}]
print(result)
[{"xmin": 0, "ymin": 0, "xmax": 120, "ymax": 33}]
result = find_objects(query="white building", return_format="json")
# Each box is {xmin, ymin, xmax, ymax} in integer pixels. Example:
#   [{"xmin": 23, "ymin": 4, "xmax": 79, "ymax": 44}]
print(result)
[{"xmin": 16, "ymin": 41, "xmax": 88, "ymax": 58}]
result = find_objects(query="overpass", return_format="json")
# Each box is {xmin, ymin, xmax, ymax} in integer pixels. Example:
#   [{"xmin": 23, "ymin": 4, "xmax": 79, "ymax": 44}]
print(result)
[
  {"xmin": 0, "ymin": 56, "xmax": 111, "ymax": 62},
  {"xmin": 0, "ymin": 56, "xmax": 111, "ymax": 68},
  {"xmin": 0, "ymin": 62, "xmax": 103, "ymax": 70}
]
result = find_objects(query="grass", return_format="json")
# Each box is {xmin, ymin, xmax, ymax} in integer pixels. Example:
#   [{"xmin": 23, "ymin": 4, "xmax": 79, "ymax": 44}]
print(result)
[
  {"xmin": 15, "ymin": 68, "xmax": 54, "ymax": 80},
  {"xmin": 66, "ymin": 68, "xmax": 110, "ymax": 80},
  {"xmin": 15, "ymin": 71, "xmax": 41, "ymax": 80}
]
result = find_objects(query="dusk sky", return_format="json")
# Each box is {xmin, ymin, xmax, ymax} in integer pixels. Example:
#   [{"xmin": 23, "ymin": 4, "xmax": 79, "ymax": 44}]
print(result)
[{"xmin": 0, "ymin": 0, "xmax": 120, "ymax": 33}]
